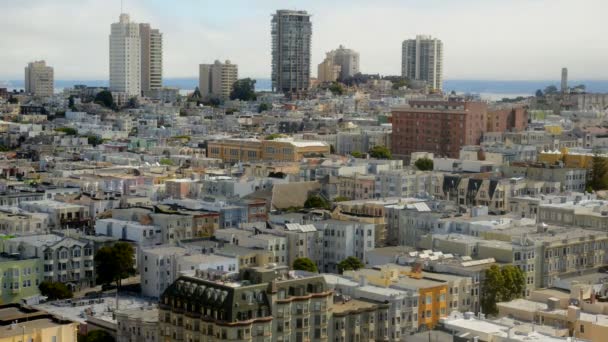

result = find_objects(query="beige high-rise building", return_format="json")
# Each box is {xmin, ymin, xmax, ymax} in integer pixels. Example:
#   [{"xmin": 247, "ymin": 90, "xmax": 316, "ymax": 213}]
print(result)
[
  {"xmin": 401, "ymin": 35, "xmax": 443, "ymax": 91},
  {"xmin": 198, "ymin": 60, "xmax": 238, "ymax": 100},
  {"xmin": 24, "ymin": 60, "xmax": 54, "ymax": 97},
  {"xmin": 317, "ymin": 53, "xmax": 341, "ymax": 83},
  {"xmin": 140, "ymin": 23, "xmax": 163, "ymax": 92},
  {"xmin": 331, "ymin": 45, "xmax": 360, "ymax": 80}
]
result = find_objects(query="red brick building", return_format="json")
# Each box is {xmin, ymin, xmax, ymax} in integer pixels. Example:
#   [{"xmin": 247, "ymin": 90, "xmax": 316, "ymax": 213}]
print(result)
[
  {"xmin": 487, "ymin": 106, "xmax": 528, "ymax": 133},
  {"xmin": 391, "ymin": 99, "xmax": 487, "ymax": 160}
]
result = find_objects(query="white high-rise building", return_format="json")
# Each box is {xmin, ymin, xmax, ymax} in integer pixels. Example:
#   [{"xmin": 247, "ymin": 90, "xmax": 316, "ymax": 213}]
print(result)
[
  {"xmin": 401, "ymin": 35, "xmax": 443, "ymax": 91},
  {"xmin": 109, "ymin": 13, "xmax": 141, "ymax": 97},
  {"xmin": 24, "ymin": 61, "xmax": 54, "ymax": 97},
  {"xmin": 331, "ymin": 45, "xmax": 360, "ymax": 81}
]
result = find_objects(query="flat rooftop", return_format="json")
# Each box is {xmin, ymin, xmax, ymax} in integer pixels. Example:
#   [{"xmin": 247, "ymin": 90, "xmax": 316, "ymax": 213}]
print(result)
[
  {"xmin": 331, "ymin": 298, "xmax": 377, "ymax": 315},
  {"xmin": 0, "ymin": 318, "xmax": 65, "ymax": 338}
]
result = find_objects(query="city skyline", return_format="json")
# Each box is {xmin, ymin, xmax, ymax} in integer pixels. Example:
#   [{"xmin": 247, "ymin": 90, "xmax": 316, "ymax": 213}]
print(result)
[{"xmin": 1, "ymin": 0, "xmax": 607, "ymax": 81}]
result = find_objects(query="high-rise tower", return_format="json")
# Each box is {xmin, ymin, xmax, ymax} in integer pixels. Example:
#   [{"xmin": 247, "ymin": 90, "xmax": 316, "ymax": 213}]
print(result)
[
  {"xmin": 109, "ymin": 13, "xmax": 141, "ymax": 97},
  {"xmin": 401, "ymin": 35, "xmax": 443, "ymax": 92}
]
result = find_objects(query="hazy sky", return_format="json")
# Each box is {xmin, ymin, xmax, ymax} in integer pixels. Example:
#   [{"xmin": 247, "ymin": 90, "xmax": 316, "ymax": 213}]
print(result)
[{"xmin": 1, "ymin": 0, "xmax": 606, "ymax": 81}]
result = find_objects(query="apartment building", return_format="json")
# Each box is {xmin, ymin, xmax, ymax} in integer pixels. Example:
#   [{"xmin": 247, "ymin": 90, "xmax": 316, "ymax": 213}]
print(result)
[
  {"xmin": 0, "ymin": 207, "xmax": 49, "ymax": 234},
  {"xmin": 502, "ymin": 162, "xmax": 587, "ymax": 192},
  {"xmin": 391, "ymin": 100, "xmax": 487, "ymax": 160},
  {"xmin": 401, "ymin": 35, "xmax": 443, "ymax": 91},
  {"xmin": 0, "ymin": 304, "xmax": 79, "ymax": 342},
  {"xmin": 139, "ymin": 23, "xmax": 163, "ymax": 93},
  {"xmin": 159, "ymin": 266, "xmax": 390, "ymax": 342},
  {"xmin": 215, "ymin": 228, "xmax": 289, "ymax": 265},
  {"xmin": 271, "ymin": 10, "xmax": 312, "ymax": 94},
  {"xmin": 313, "ymin": 220, "xmax": 375, "ymax": 273},
  {"xmin": 24, "ymin": 60, "xmax": 54, "ymax": 97},
  {"xmin": 207, "ymin": 138, "xmax": 329, "ymax": 163},
  {"xmin": 140, "ymin": 246, "xmax": 239, "ymax": 298},
  {"xmin": 317, "ymin": 54, "xmax": 341, "ymax": 83},
  {"xmin": 110, "ymin": 13, "xmax": 141, "ymax": 97},
  {"xmin": 18, "ymin": 200, "xmax": 89, "ymax": 229},
  {"xmin": 3, "ymin": 234, "xmax": 95, "ymax": 291},
  {"xmin": 0, "ymin": 255, "xmax": 43, "ymax": 304},
  {"xmin": 486, "ymin": 106, "xmax": 528, "ymax": 133},
  {"xmin": 537, "ymin": 198, "xmax": 608, "ymax": 232},
  {"xmin": 199, "ymin": 60, "xmax": 238, "ymax": 101}
]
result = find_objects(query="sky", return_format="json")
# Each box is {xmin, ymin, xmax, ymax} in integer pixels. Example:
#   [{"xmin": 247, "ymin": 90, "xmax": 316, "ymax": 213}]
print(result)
[{"xmin": 1, "ymin": 0, "xmax": 607, "ymax": 81}]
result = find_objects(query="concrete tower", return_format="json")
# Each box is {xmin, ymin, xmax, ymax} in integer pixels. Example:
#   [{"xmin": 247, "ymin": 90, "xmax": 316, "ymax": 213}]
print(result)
[
  {"xmin": 561, "ymin": 68, "xmax": 568, "ymax": 93},
  {"xmin": 401, "ymin": 35, "xmax": 443, "ymax": 92},
  {"xmin": 271, "ymin": 10, "xmax": 312, "ymax": 95},
  {"xmin": 109, "ymin": 13, "xmax": 141, "ymax": 97},
  {"xmin": 24, "ymin": 60, "xmax": 54, "ymax": 97}
]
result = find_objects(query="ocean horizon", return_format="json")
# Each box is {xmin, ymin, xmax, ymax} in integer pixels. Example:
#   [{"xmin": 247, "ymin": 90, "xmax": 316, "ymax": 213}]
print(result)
[{"xmin": 3, "ymin": 78, "xmax": 608, "ymax": 98}]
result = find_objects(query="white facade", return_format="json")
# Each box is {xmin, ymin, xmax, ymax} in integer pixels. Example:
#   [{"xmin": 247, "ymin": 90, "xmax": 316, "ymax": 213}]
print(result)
[
  {"xmin": 94, "ymin": 218, "xmax": 161, "ymax": 247},
  {"xmin": 198, "ymin": 60, "xmax": 238, "ymax": 100},
  {"xmin": 110, "ymin": 13, "xmax": 141, "ymax": 97},
  {"xmin": 401, "ymin": 35, "xmax": 443, "ymax": 91},
  {"xmin": 314, "ymin": 220, "xmax": 375, "ymax": 273},
  {"xmin": 140, "ymin": 246, "xmax": 238, "ymax": 298}
]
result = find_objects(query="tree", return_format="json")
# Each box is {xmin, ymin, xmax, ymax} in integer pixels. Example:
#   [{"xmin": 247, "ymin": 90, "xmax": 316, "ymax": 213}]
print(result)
[
  {"xmin": 159, "ymin": 158, "xmax": 174, "ymax": 166},
  {"xmin": 54, "ymin": 127, "xmax": 78, "ymax": 135},
  {"xmin": 39, "ymin": 281, "xmax": 73, "ymax": 300},
  {"xmin": 368, "ymin": 146, "xmax": 391, "ymax": 159},
  {"xmin": 258, "ymin": 103, "xmax": 270, "ymax": 113},
  {"xmin": 544, "ymin": 85, "xmax": 558, "ymax": 95},
  {"xmin": 87, "ymin": 135, "xmax": 104, "ymax": 146},
  {"xmin": 535, "ymin": 89, "xmax": 543, "ymax": 97},
  {"xmin": 501, "ymin": 265, "xmax": 525, "ymax": 300},
  {"xmin": 589, "ymin": 151, "xmax": 608, "ymax": 190},
  {"xmin": 7, "ymin": 96, "xmax": 18, "ymax": 104},
  {"xmin": 304, "ymin": 194, "xmax": 330, "ymax": 210},
  {"xmin": 329, "ymin": 82, "xmax": 345, "ymax": 95},
  {"xmin": 293, "ymin": 257, "xmax": 318, "ymax": 273},
  {"xmin": 127, "ymin": 96, "xmax": 139, "ymax": 109},
  {"xmin": 230, "ymin": 78, "xmax": 257, "ymax": 101},
  {"xmin": 84, "ymin": 330, "xmax": 115, "ymax": 342},
  {"xmin": 481, "ymin": 264, "xmax": 525, "ymax": 316},
  {"xmin": 392, "ymin": 79, "xmax": 408, "ymax": 90},
  {"xmin": 203, "ymin": 97, "xmax": 221, "ymax": 107},
  {"xmin": 192, "ymin": 87, "xmax": 202, "ymax": 100},
  {"xmin": 264, "ymin": 133, "xmax": 283, "ymax": 140},
  {"xmin": 94, "ymin": 242, "xmax": 136, "ymax": 291},
  {"xmin": 333, "ymin": 196, "xmax": 350, "ymax": 202},
  {"xmin": 414, "ymin": 157, "xmax": 434, "ymax": 171},
  {"xmin": 94, "ymin": 90, "xmax": 115, "ymax": 109},
  {"xmin": 350, "ymin": 151, "xmax": 363, "ymax": 158},
  {"xmin": 338, "ymin": 256, "xmax": 364, "ymax": 274},
  {"xmin": 68, "ymin": 95, "xmax": 75, "ymax": 109}
]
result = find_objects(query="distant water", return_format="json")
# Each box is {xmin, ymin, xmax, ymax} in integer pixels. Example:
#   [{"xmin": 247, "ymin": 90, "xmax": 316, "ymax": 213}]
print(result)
[{"xmin": 4, "ymin": 78, "xmax": 608, "ymax": 99}]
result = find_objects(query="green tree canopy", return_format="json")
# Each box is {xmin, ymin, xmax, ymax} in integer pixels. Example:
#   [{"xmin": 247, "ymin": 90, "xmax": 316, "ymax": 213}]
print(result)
[
  {"xmin": 94, "ymin": 90, "xmax": 115, "ymax": 109},
  {"xmin": 304, "ymin": 194, "xmax": 330, "ymax": 210},
  {"xmin": 333, "ymin": 196, "xmax": 350, "ymax": 202},
  {"xmin": 329, "ymin": 82, "xmax": 345, "ymax": 95},
  {"xmin": 55, "ymin": 127, "xmax": 78, "ymax": 135},
  {"xmin": 39, "ymin": 281, "xmax": 73, "ymax": 300},
  {"xmin": 264, "ymin": 133, "xmax": 283, "ymax": 140},
  {"xmin": 7, "ymin": 96, "xmax": 18, "ymax": 104},
  {"xmin": 350, "ymin": 151, "xmax": 363, "ymax": 158},
  {"xmin": 414, "ymin": 157, "xmax": 434, "ymax": 171},
  {"xmin": 544, "ymin": 85, "xmax": 558, "ymax": 95},
  {"xmin": 535, "ymin": 89, "xmax": 544, "ymax": 97},
  {"xmin": 87, "ymin": 135, "xmax": 103, "ymax": 147},
  {"xmin": 94, "ymin": 242, "xmax": 136, "ymax": 289},
  {"xmin": 480, "ymin": 264, "xmax": 525, "ymax": 316},
  {"xmin": 258, "ymin": 103, "xmax": 270, "ymax": 113},
  {"xmin": 230, "ymin": 78, "xmax": 257, "ymax": 101},
  {"xmin": 589, "ymin": 151, "xmax": 608, "ymax": 191},
  {"xmin": 368, "ymin": 146, "xmax": 391, "ymax": 159},
  {"xmin": 338, "ymin": 256, "xmax": 364, "ymax": 274},
  {"xmin": 84, "ymin": 330, "xmax": 115, "ymax": 342},
  {"xmin": 293, "ymin": 257, "xmax": 318, "ymax": 273}
]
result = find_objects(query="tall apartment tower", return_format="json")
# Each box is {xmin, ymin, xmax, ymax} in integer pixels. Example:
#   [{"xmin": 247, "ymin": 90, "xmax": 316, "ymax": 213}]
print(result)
[
  {"xmin": 332, "ymin": 45, "xmax": 360, "ymax": 81},
  {"xmin": 401, "ymin": 35, "xmax": 443, "ymax": 91},
  {"xmin": 24, "ymin": 61, "xmax": 54, "ymax": 97},
  {"xmin": 139, "ymin": 23, "xmax": 163, "ymax": 93},
  {"xmin": 271, "ymin": 10, "xmax": 312, "ymax": 94},
  {"xmin": 199, "ymin": 60, "xmax": 238, "ymax": 100},
  {"xmin": 561, "ymin": 67, "xmax": 568, "ymax": 93},
  {"xmin": 317, "ymin": 53, "xmax": 341, "ymax": 83},
  {"xmin": 109, "ymin": 13, "xmax": 141, "ymax": 97}
]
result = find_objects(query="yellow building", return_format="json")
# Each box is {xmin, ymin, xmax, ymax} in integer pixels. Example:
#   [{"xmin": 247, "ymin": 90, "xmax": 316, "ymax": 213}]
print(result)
[
  {"xmin": 537, "ymin": 148, "xmax": 608, "ymax": 169},
  {"xmin": 544, "ymin": 125, "xmax": 563, "ymax": 135},
  {"xmin": 0, "ymin": 304, "xmax": 78, "ymax": 342},
  {"xmin": 344, "ymin": 264, "xmax": 450, "ymax": 329},
  {"xmin": 207, "ymin": 138, "xmax": 329, "ymax": 163}
]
